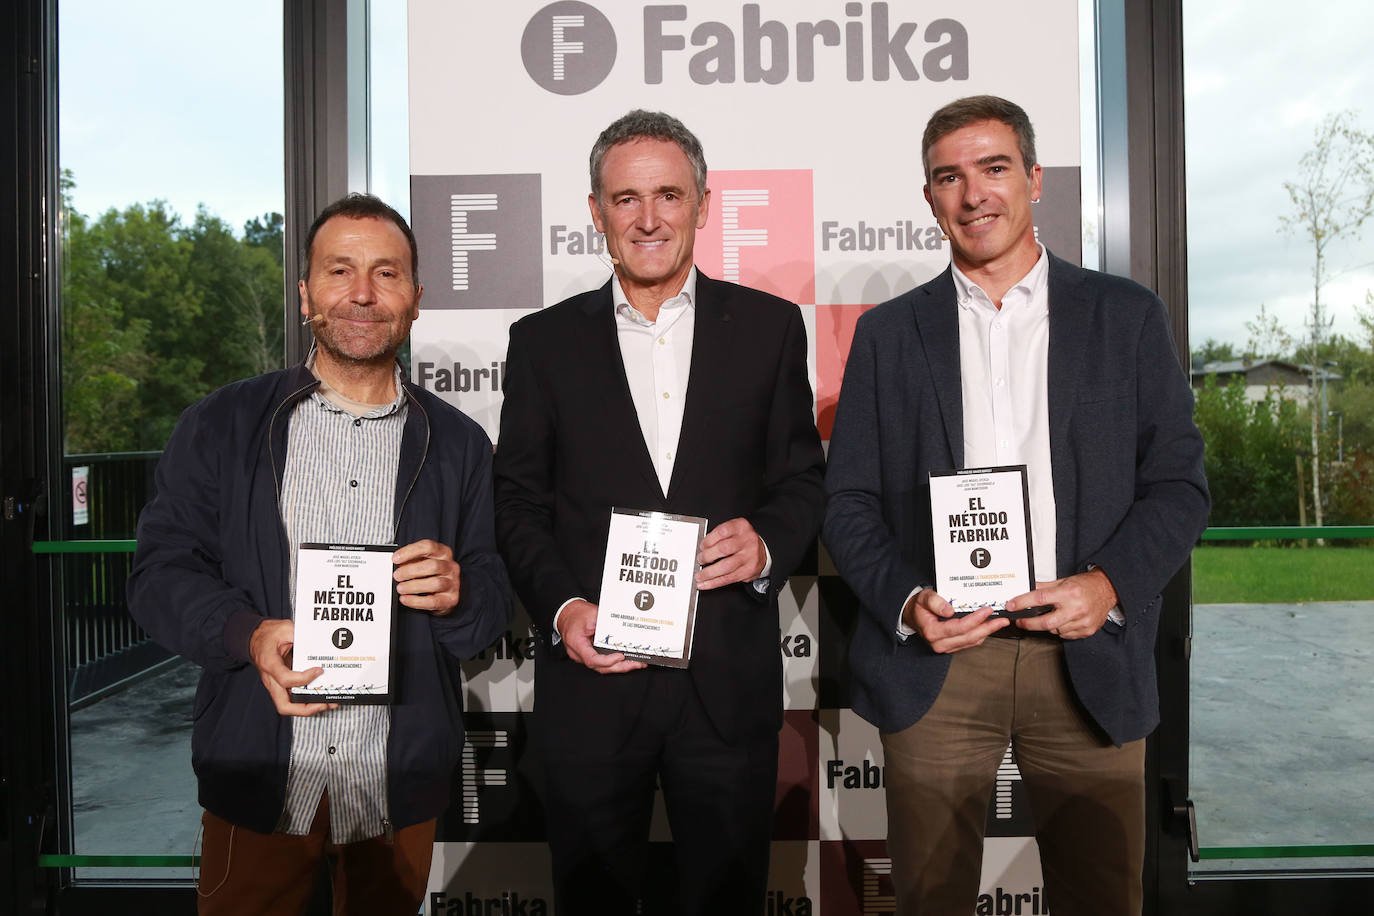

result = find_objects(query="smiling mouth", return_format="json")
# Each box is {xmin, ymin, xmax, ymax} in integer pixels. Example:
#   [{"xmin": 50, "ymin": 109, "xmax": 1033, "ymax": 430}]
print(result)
[{"xmin": 963, "ymin": 214, "xmax": 997, "ymax": 228}]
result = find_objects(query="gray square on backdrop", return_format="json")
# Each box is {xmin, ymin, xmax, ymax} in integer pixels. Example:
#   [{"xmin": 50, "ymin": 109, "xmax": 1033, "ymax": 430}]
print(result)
[{"xmin": 411, "ymin": 173, "xmax": 544, "ymax": 309}]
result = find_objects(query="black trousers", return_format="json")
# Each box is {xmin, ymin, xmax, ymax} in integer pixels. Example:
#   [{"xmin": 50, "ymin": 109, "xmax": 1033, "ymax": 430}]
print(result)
[{"xmin": 539, "ymin": 667, "xmax": 778, "ymax": 916}]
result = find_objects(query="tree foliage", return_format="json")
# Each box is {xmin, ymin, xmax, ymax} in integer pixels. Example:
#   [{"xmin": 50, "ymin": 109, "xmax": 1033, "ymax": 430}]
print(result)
[
  {"xmin": 1192, "ymin": 377, "xmax": 1309, "ymax": 527},
  {"xmin": 1280, "ymin": 110, "xmax": 1374, "ymax": 350},
  {"xmin": 1243, "ymin": 303, "xmax": 1294, "ymax": 362},
  {"xmin": 1192, "ymin": 338, "xmax": 1237, "ymax": 366},
  {"xmin": 60, "ymin": 172, "xmax": 285, "ymax": 453}
]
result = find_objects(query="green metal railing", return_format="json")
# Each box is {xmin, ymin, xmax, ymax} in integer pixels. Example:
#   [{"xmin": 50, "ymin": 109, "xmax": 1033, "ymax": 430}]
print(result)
[
  {"xmin": 38, "ymin": 854, "xmax": 196, "ymax": 868},
  {"xmin": 1198, "ymin": 844, "xmax": 1374, "ymax": 860},
  {"xmin": 1201, "ymin": 525, "xmax": 1374, "ymax": 541},
  {"xmin": 31, "ymin": 526, "xmax": 1374, "ymax": 555},
  {"xmin": 32, "ymin": 539, "xmax": 136, "ymax": 553},
  {"xmin": 34, "ymin": 530, "xmax": 1374, "ymax": 870}
]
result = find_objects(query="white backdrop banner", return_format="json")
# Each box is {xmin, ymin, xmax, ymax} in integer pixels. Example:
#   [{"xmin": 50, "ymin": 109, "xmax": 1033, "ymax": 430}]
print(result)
[{"xmin": 409, "ymin": 2, "xmax": 1080, "ymax": 911}]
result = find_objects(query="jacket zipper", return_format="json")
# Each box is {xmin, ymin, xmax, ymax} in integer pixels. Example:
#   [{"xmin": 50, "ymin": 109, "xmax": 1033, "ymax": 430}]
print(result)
[
  {"xmin": 392, "ymin": 388, "xmax": 431, "ymax": 542},
  {"xmin": 384, "ymin": 386, "xmax": 429, "ymax": 836},
  {"xmin": 267, "ymin": 376, "xmax": 319, "ymax": 827},
  {"xmin": 269, "ymin": 378, "xmax": 320, "ymax": 615}
]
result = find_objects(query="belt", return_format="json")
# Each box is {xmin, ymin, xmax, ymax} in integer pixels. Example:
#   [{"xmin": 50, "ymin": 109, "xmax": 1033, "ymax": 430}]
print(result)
[{"xmin": 988, "ymin": 622, "xmax": 1060, "ymax": 640}]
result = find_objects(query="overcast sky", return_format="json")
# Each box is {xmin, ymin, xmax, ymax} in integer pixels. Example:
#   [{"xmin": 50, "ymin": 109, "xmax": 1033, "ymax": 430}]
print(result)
[
  {"xmin": 1183, "ymin": 0, "xmax": 1374, "ymax": 350},
  {"xmin": 59, "ymin": 0, "xmax": 1374, "ymax": 353},
  {"xmin": 59, "ymin": 0, "xmax": 284, "ymax": 233}
]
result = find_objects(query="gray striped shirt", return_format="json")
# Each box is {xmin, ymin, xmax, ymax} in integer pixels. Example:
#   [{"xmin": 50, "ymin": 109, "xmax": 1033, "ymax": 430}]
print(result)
[{"xmin": 276, "ymin": 372, "xmax": 406, "ymax": 843}]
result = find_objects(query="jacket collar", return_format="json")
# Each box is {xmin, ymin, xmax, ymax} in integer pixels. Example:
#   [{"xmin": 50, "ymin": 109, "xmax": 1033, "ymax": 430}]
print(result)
[
  {"xmin": 578, "ymin": 269, "xmax": 734, "ymax": 501},
  {"xmin": 910, "ymin": 249, "xmax": 1084, "ymax": 472},
  {"xmin": 269, "ymin": 360, "xmax": 431, "ymax": 541}
]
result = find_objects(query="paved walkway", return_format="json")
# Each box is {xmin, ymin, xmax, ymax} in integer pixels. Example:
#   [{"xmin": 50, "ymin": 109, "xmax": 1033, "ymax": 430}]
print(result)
[
  {"xmin": 1190, "ymin": 601, "xmax": 1374, "ymax": 871},
  {"xmin": 71, "ymin": 659, "xmax": 199, "ymax": 879},
  {"xmin": 69, "ymin": 602, "xmax": 1374, "ymax": 878}
]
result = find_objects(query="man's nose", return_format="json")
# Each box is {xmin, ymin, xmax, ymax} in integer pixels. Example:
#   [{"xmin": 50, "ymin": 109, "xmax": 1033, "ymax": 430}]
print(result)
[
  {"xmin": 636, "ymin": 196, "xmax": 661, "ymax": 230},
  {"xmin": 962, "ymin": 176, "xmax": 987, "ymax": 208},
  {"xmin": 349, "ymin": 274, "xmax": 376, "ymax": 303}
]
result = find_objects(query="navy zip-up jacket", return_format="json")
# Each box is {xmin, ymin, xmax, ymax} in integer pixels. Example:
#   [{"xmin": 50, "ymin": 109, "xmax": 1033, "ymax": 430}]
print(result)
[{"xmin": 128, "ymin": 363, "xmax": 512, "ymax": 833}]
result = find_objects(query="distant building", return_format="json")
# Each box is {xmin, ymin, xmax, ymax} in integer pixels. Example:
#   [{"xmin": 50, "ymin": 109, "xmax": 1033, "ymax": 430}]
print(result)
[{"xmin": 1189, "ymin": 358, "xmax": 1341, "ymax": 405}]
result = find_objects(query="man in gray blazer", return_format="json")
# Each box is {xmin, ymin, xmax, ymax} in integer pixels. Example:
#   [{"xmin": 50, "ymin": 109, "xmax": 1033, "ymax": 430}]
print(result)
[{"xmin": 822, "ymin": 95, "xmax": 1208, "ymax": 916}]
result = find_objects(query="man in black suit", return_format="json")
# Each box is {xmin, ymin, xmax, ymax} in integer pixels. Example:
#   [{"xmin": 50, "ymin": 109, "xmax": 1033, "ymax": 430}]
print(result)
[
  {"xmin": 823, "ymin": 96, "xmax": 1209, "ymax": 915},
  {"xmin": 494, "ymin": 109, "xmax": 825, "ymax": 915}
]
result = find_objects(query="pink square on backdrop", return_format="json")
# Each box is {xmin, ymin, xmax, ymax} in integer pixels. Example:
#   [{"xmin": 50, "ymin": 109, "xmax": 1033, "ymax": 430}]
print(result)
[
  {"xmin": 815, "ymin": 304, "xmax": 877, "ymax": 439},
  {"xmin": 694, "ymin": 169, "xmax": 815, "ymax": 305}
]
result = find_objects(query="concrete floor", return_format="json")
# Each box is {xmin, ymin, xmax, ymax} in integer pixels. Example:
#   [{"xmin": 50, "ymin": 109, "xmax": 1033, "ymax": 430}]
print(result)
[
  {"xmin": 70, "ymin": 660, "xmax": 200, "ymax": 880},
  {"xmin": 1190, "ymin": 601, "xmax": 1374, "ymax": 873},
  {"xmin": 70, "ymin": 602, "xmax": 1374, "ymax": 879}
]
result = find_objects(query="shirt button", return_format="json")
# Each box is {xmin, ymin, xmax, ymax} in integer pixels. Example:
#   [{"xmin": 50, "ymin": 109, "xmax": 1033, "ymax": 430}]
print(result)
[
  {"xmin": 354, "ymin": 418, "xmax": 362, "ymax": 427},
  {"xmin": 349, "ymin": 480, "xmax": 358, "ymax": 488},
  {"xmin": 662, "ymin": 392, "xmax": 670, "ymax": 399},
  {"xmin": 328, "ymin": 746, "xmax": 337, "ymax": 755},
  {"xmin": 995, "ymin": 378, "xmax": 1005, "ymax": 388},
  {"xmin": 666, "ymin": 451, "xmax": 673, "ymax": 461},
  {"xmin": 658, "ymin": 337, "xmax": 666, "ymax": 345}
]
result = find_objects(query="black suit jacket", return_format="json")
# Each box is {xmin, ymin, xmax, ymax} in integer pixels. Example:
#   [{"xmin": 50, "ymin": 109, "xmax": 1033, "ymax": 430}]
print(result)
[
  {"xmin": 494, "ymin": 272, "xmax": 826, "ymax": 747},
  {"xmin": 823, "ymin": 253, "xmax": 1210, "ymax": 745}
]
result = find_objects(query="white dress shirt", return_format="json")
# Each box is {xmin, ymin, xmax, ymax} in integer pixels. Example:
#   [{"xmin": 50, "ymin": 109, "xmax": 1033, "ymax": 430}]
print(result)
[
  {"xmin": 614, "ymin": 269, "xmax": 698, "ymax": 495},
  {"xmin": 898, "ymin": 246, "xmax": 1122, "ymax": 635},
  {"xmin": 956, "ymin": 247, "xmax": 1058, "ymax": 587},
  {"xmin": 551, "ymin": 268, "xmax": 771, "ymax": 642}
]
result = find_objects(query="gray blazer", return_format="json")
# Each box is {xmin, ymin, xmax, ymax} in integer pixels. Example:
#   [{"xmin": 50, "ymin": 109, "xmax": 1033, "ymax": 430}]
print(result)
[{"xmin": 822, "ymin": 252, "xmax": 1209, "ymax": 745}]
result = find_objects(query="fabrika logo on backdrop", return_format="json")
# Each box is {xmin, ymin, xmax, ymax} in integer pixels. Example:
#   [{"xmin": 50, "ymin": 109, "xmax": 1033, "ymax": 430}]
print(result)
[
  {"xmin": 522, "ymin": 1, "xmax": 617, "ymax": 94},
  {"xmin": 409, "ymin": 175, "xmax": 543, "ymax": 310},
  {"xmin": 521, "ymin": 3, "xmax": 969, "ymax": 92},
  {"xmin": 694, "ymin": 170, "xmax": 815, "ymax": 305}
]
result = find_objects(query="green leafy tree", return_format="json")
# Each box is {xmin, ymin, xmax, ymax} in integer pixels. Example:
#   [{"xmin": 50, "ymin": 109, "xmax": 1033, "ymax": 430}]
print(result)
[
  {"xmin": 1191, "ymin": 338, "xmax": 1237, "ymax": 365},
  {"xmin": 184, "ymin": 208, "xmax": 285, "ymax": 380},
  {"xmin": 1280, "ymin": 110, "xmax": 1374, "ymax": 526},
  {"xmin": 243, "ymin": 211, "xmax": 285, "ymax": 265},
  {"xmin": 61, "ymin": 173, "xmax": 154, "ymax": 453},
  {"xmin": 1325, "ymin": 448, "xmax": 1374, "ymax": 524},
  {"xmin": 1242, "ymin": 302, "xmax": 1295, "ymax": 362},
  {"xmin": 1193, "ymin": 376, "xmax": 1308, "ymax": 526},
  {"xmin": 239, "ymin": 211, "xmax": 288, "ymax": 372},
  {"xmin": 61, "ymin": 173, "xmax": 287, "ymax": 452}
]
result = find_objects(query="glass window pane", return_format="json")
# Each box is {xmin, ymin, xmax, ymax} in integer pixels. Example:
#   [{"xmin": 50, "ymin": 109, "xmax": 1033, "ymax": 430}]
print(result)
[
  {"xmin": 58, "ymin": 0, "xmax": 285, "ymax": 881},
  {"xmin": 1184, "ymin": 0, "xmax": 1374, "ymax": 876},
  {"xmin": 369, "ymin": 0, "xmax": 411, "ymax": 222}
]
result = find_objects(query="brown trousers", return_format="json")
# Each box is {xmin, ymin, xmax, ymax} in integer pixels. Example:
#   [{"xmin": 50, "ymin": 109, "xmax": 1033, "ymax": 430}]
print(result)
[
  {"xmin": 197, "ymin": 794, "xmax": 435, "ymax": 916},
  {"xmin": 881, "ymin": 636, "xmax": 1145, "ymax": 916}
]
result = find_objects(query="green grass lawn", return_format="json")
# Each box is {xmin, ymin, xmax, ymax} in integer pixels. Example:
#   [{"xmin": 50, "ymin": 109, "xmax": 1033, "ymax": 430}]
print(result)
[{"xmin": 1192, "ymin": 544, "xmax": 1374, "ymax": 603}]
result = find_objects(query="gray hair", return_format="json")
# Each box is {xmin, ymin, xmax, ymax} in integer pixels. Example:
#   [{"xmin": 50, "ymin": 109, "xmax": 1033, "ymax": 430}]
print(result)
[
  {"xmin": 589, "ymin": 109, "xmax": 708, "ymax": 200},
  {"xmin": 921, "ymin": 95, "xmax": 1037, "ymax": 183}
]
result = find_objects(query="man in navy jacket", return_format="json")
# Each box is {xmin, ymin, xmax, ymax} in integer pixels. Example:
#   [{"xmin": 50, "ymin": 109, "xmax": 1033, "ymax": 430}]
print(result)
[
  {"xmin": 129, "ymin": 194, "xmax": 511, "ymax": 915},
  {"xmin": 823, "ymin": 97, "xmax": 1208, "ymax": 915}
]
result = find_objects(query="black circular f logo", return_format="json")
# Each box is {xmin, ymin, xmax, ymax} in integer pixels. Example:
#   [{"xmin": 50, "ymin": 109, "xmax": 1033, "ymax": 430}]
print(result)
[
  {"xmin": 970, "ymin": 548, "xmax": 992, "ymax": 569},
  {"xmin": 332, "ymin": 628, "xmax": 354, "ymax": 650}
]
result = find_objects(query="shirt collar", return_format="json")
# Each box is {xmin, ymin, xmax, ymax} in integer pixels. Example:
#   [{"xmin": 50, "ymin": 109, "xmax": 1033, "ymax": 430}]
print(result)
[
  {"xmin": 306, "ymin": 352, "xmax": 407, "ymax": 419},
  {"xmin": 612, "ymin": 266, "xmax": 698, "ymax": 327},
  {"xmin": 952, "ymin": 243, "xmax": 1048, "ymax": 312}
]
